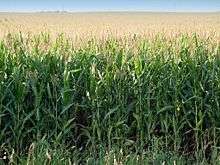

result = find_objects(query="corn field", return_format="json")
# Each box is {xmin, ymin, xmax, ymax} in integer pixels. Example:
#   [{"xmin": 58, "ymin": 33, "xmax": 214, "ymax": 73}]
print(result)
[
  {"xmin": 0, "ymin": 32, "xmax": 219, "ymax": 164},
  {"xmin": 0, "ymin": 12, "xmax": 220, "ymax": 41}
]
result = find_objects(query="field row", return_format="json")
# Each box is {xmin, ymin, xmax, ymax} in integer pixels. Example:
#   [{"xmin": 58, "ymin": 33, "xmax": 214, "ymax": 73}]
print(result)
[{"xmin": 0, "ymin": 34, "xmax": 219, "ymax": 164}]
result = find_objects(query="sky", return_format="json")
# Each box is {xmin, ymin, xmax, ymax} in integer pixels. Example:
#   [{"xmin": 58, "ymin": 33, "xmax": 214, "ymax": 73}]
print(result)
[{"xmin": 0, "ymin": 0, "xmax": 219, "ymax": 12}]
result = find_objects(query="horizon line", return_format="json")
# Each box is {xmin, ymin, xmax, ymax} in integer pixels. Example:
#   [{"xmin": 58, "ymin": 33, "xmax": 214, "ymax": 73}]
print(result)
[{"xmin": 0, "ymin": 10, "xmax": 220, "ymax": 13}]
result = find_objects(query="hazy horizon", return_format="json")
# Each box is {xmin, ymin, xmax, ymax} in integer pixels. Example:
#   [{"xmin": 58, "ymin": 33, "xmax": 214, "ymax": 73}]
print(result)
[
  {"xmin": 0, "ymin": 0, "xmax": 219, "ymax": 12},
  {"xmin": 0, "ymin": 10, "xmax": 220, "ymax": 14}
]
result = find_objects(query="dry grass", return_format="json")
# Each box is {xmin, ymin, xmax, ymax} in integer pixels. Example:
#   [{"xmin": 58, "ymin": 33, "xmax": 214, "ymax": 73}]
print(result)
[{"xmin": 0, "ymin": 12, "xmax": 219, "ymax": 41}]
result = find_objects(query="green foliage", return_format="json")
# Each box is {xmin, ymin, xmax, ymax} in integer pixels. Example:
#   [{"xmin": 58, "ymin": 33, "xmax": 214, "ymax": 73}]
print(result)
[{"xmin": 0, "ymin": 33, "xmax": 220, "ymax": 164}]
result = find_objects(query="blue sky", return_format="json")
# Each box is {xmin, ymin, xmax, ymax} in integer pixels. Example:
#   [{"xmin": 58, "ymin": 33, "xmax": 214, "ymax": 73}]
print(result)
[{"xmin": 0, "ymin": 0, "xmax": 219, "ymax": 12}]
